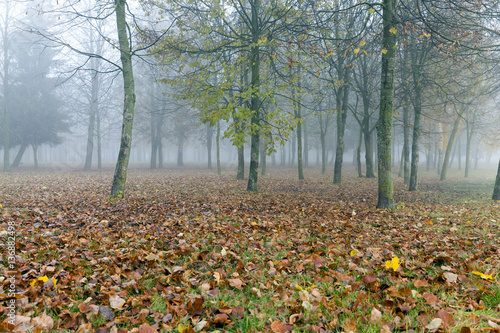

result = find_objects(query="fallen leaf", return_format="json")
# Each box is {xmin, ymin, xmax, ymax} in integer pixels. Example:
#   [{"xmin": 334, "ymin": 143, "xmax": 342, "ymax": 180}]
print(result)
[
  {"xmin": 443, "ymin": 272, "xmax": 458, "ymax": 283},
  {"xmin": 271, "ymin": 320, "xmax": 288, "ymax": 333},
  {"xmin": 213, "ymin": 313, "xmax": 230, "ymax": 326},
  {"xmin": 344, "ymin": 318, "xmax": 358, "ymax": 332},
  {"xmin": 109, "ymin": 295, "xmax": 126, "ymax": 309},
  {"xmin": 193, "ymin": 320, "xmax": 207, "ymax": 332},
  {"xmin": 139, "ymin": 323, "xmax": 158, "ymax": 333},
  {"xmin": 380, "ymin": 325, "xmax": 391, "ymax": 333},
  {"xmin": 228, "ymin": 278, "xmax": 244, "ymax": 290},
  {"xmin": 31, "ymin": 313, "xmax": 54, "ymax": 331},
  {"xmin": 425, "ymin": 318, "xmax": 442, "ymax": 332},
  {"xmin": 435, "ymin": 309, "xmax": 454, "ymax": 329},
  {"xmin": 488, "ymin": 320, "xmax": 500, "ymax": 329},
  {"xmin": 370, "ymin": 307, "xmax": 382, "ymax": 323}
]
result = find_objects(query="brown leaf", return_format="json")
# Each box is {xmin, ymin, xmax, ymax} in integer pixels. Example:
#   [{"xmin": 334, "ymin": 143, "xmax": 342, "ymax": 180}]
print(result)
[
  {"xmin": 414, "ymin": 279, "xmax": 429, "ymax": 287},
  {"xmin": 460, "ymin": 327, "xmax": 472, "ymax": 333},
  {"xmin": 380, "ymin": 325, "xmax": 392, "ymax": 333},
  {"xmin": 139, "ymin": 323, "xmax": 158, "ymax": 333},
  {"xmin": 187, "ymin": 296, "xmax": 204, "ymax": 313},
  {"xmin": 271, "ymin": 320, "xmax": 289, "ymax": 333},
  {"xmin": 31, "ymin": 312, "xmax": 54, "ymax": 331},
  {"xmin": 370, "ymin": 307, "xmax": 382, "ymax": 323},
  {"xmin": 213, "ymin": 313, "xmax": 230, "ymax": 326},
  {"xmin": 443, "ymin": 272, "xmax": 458, "ymax": 283},
  {"xmin": 343, "ymin": 318, "xmax": 358, "ymax": 332},
  {"xmin": 422, "ymin": 292, "xmax": 439, "ymax": 306},
  {"xmin": 435, "ymin": 309, "xmax": 454, "ymax": 329},
  {"xmin": 363, "ymin": 274, "xmax": 377, "ymax": 284},
  {"xmin": 228, "ymin": 278, "xmax": 244, "ymax": 290}
]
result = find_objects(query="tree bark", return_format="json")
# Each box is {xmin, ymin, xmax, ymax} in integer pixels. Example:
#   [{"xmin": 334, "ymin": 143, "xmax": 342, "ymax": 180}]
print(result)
[
  {"xmin": 11, "ymin": 143, "xmax": 27, "ymax": 168},
  {"xmin": 465, "ymin": 119, "xmax": 473, "ymax": 178},
  {"xmin": 440, "ymin": 105, "xmax": 465, "ymax": 181},
  {"xmin": 2, "ymin": 0, "xmax": 11, "ymax": 172},
  {"xmin": 110, "ymin": 0, "xmax": 136, "ymax": 198},
  {"xmin": 493, "ymin": 159, "xmax": 500, "ymax": 200},
  {"xmin": 84, "ymin": 61, "xmax": 99, "ymax": 171},
  {"xmin": 96, "ymin": 108, "xmax": 102, "ymax": 169},
  {"xmin": 376, "ymin": 0, "xmax": 397, "ymax": 209},
  {"xmin": 246, "ymin": 0, "xmax": 260, "ymax": 192},
  {"xmin": 333, "ymin": 68, "xmax": 350, "ymax": 184},
  {"xmin": 33, "ymin": 145, "xmax": 38, "ymax": 169},
  {"xmin": 207, "ymin": 124, "xmax": 213, "ymax": 169},
  {"xmin": 177, "ymin": 140, "xmax": 184, "ymax": 166},
  {"xmin": 357, "ymin": 127, "xmax": 363, "ymax": 178},
  {"xmin": 216, "ymin": 120, "xmax": 221, "ymax": 175}
]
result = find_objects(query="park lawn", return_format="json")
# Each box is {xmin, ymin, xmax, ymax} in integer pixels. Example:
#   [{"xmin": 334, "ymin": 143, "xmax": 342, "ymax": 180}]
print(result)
[{"xmin": 0, "ymin": 167, "xmax": 499, "ymax": 332}]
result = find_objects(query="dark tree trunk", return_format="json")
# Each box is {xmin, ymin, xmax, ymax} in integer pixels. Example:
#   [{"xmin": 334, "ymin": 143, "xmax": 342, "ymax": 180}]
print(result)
[
  {"xmin": 177, "ymin": 140, "xmax": 184, "ymax": 166},
  {"xmin": 11, "ymin": 143, "xmax": 27, "ymax": 168},
  {"xmin": 440, "ymin": 105, "xmax": 465, "ymax": 181},
  {"xmin": 357, "ymin": 127, "xmax": 363, "ymax": 178},
  {"xmin": 246, "ymin": 0, "xmax": 260, "ymax": 192},
  {"xmin": 207, "ymin": 124, "xmax": 213, "ymax": 169},
  {"xmin": 216, "ymin": 120, "xmax": 221, "ymax": 175},
  {"xmin": 110, "ymin": 0, "xmax": 136, "ymax": 198},
  {"xmin": 33, "ymin": 145, "xmax": 38, "ymax": 169},
  {"xmin": 493, "ymin": 159, "xmax": 500, "ymax": 200},
  {"xmin": 333, "ymin": 68, "xmax": 351, "ymax": 184},
  {"xmin": 376, "ymin": 0, "xmax": 397, "ymax": 209}
]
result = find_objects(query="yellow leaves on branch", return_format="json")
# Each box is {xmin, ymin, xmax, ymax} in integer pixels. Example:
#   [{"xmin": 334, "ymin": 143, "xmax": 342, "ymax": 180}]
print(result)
[
  {"xmin": 471, "ymin": 271, "xmax": 494, "ymax": 280},
  {"xmin": 385, "ymin": 257, "xmax": 400, "ymax": 271},
  {"xmin": 420, "ymin": 33, "xmax": 431, "ymax": 39},
  {"xmin": 389, "ymin": 27, "xmax": 397, "ymax": 35},
  {"xmin": 381, "ymin": 49, "xmax": 388, "ymax": 54},
  {"xmin": 354, "ymin": 48, "xmax": 360, "ymax": 54},
  {"xmin": 369, "ymin": 8, "xmax": 375, "ymax": 14}
]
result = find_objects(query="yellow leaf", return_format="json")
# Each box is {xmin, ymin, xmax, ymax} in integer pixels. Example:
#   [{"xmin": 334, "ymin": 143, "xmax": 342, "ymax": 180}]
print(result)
[
  {"xmin": 369, "ymin": 8, "xmax": 375, "ymax": 14},
  {"xmin": 381, "ymin": 49, "xmax": 388, "ymax": 54},
  {"xmin": 350, "ymin": 250, "xmax": 358, "ymax": 256},
  {"xmin": 38, "ymin": 276, "xmax": 49, "ymax": 283},
  {"xmin": 294, "ymin": 284, "xmax": 303, "ymax": 291},
  {"xmin": 363, "ymin": 50, "xmax": 368, "ymax": 55},
  {"xmin": 30, "ymin": 279, "xmax": 37, "ymax": 287},
  {"xmin": 385, "ymin": 257, "xmax": 400, "ymax": 271},
  {"xmin": 471, "ymin": 271, "xmax": 494, "ymax": 280},
  {"xmin": 360, "ymin": 41, "xmax": 366, "ymax": 46},
  {"xmin": 177, "ymin": 324, "xmax": 188, "ymax": 333},
  {"xmin": 270, "ymin": 53, "xmax": 276, "ymax": 58},
  {"xmin": 52, "ymin": 278, "xmax": 58, "ymax": 287},
  {"xmin": 389, "ymin": 27, "xmax": 397, "ymax": 34},
  {"xmin": 354, "ymin": 48, "xmax": 360, "ymax": 54}
]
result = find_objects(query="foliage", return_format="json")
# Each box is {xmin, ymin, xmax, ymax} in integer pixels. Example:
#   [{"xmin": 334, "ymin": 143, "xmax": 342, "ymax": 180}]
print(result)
[{"xmin": 1, "ymin": 168, "xmax": 499, "ymax": 332}]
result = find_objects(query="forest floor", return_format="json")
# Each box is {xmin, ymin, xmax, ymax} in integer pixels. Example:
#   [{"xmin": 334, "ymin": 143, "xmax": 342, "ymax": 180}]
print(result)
[{"xmin": 1, "ymin": 167, "xmax": 499, "ymax": 333}]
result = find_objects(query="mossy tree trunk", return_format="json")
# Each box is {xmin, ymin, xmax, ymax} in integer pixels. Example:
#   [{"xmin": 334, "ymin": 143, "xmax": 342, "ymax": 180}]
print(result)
[
  {"xmin": 110, "ymin": 0, "xmax": 136, "ymax": 198},
  {"xmin": 376, "ymin": 0, "xmax": 397, "ymax": 209},
  {"xmin": 493, "ymin": 159, "xmax": 500, "ymax": 200},
  {"xmin": 246, "ymin": 0, "xmax": 260, "ymax": 192}
]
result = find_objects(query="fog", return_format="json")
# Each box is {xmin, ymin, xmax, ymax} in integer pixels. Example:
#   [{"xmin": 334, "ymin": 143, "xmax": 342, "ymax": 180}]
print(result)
[{"xmin": 1, "ymin": 0, "xmax": 500, "ymax": 198}]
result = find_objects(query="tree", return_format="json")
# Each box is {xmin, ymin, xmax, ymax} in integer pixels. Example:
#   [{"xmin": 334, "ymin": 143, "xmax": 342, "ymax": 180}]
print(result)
[
  {"xmin": 494, "ymin": 159, "xmax": 500, "ymax": 200},
  {"xmin": 0, "ymin": 0, "xmax": 12, "ymax": 171},
  {"xmin": 376, "ymin": 0, "xmax": 397, "ymax": 209}
]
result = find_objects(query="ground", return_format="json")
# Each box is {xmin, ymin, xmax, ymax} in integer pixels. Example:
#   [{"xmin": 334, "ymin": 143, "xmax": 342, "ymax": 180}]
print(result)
[{"xmin": 0, "ymin": 167, "xmax": 499, "ymax": 333}]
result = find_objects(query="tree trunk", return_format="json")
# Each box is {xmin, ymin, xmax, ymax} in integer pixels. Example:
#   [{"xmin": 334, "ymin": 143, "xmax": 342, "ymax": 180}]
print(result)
[
  {"xmin": 440, "ymin": 105, "xmax": 465, "ymax": 181},
  {"xmin": 376, "ymin": 0, "xmax": 397, "ymax": 209},
  {"xmin": 84, "ymin": 69, "xmax": 98, "ymax": 171},
  {"xmin": 333, "ymin": 68, "xmax": 350, "ymax": 184},
  {"xmin": 357, "ymin": 127, "xmax": 363, "ymax": 178},
  {"xmin": 158, "ymin": 140, "xmax": 163, "ymax": 168},
  {"xmin": 465, "ymin": 121, "xmax": 473, "ymax": 178},
  {"xmin": 237, "ymin": 145, "xmax": 244, "ymax": 179},
  {"xmin": 2, "ymin": 0, "xmax": 10, "ymax": 172},
  {"xmin": 303, "ymin": 117, "xmax": 309, "ymax": 167},
  {"xmin": 207, "ymin": 124, "xmax": 213, "ymax": 169},
  {"xmin": 246, "ymin": 0, "xmax": 260, "ymax": 192},
  {"xmin": 177, "ymin": 140, "xmax": 184, "ymax": 166},
  {"xmin": 216, "ymin": 120, "xmax": 221, "ymax": 175},
  {"xmin": 11, "ymin": 143, "xmax": 27, "ymax": 168},
  {"xmin": 150, "ymin": 113, "xmax": 157, "ymax": 169},
  {"xmin": 493, "ymin": 159, "xmax": 500, "ymax": 200},
  {"xmin": 295, "ymin": 64, "xmax": 304, "ymax": 180},
  {"xmin": 110, "ymin": 0, "xmax": 136, "ymax": 198},
  {"xmin": 96, "ymin": 108, "xmax": 102, "ymax": 169},
  {"xmin": 33, "ymin": 145, "xmax": 38, "ymax": 169}
]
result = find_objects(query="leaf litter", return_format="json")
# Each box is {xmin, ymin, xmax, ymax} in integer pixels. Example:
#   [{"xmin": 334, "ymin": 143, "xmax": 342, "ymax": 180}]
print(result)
[{"xmin": 0, "ymin": 169, "xmax": 499, "ymax": 332}]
